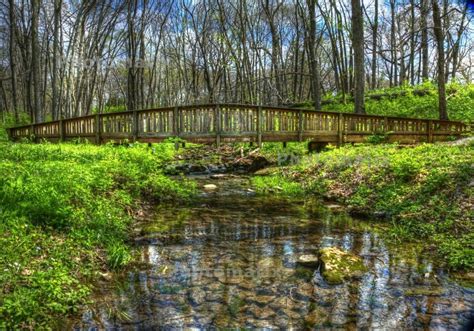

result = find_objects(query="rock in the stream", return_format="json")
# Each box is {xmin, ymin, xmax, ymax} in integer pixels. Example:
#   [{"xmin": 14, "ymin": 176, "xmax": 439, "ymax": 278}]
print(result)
[
  {"xmin": 233, "ymin": 154, "xmax": 270, "ymax": 172},
  {"xmin": 203, "ymin": 184, "xmax": 217, "ymax": 191},
  {"xmin": 210, "ymin": 174, "xmax": 227, "ymax": 179},
  {"xmin": 188, "ymin": 288, "xmax": 206, "ymax": 306},
  {"xmin": 296, "ymin": 254, "xmax": 319, "ymax": 268},
  {"xmin": 318, "ymin": 247, "xmax": 367, "ymax": 285},
  {"xmin": 189, "ymin": 164, "xmax": 208, "ymax": 173}
]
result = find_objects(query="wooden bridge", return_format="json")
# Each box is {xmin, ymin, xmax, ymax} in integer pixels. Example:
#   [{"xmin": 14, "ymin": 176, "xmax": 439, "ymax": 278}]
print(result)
[{"xmin": 7, "ymin": 104, "xmax": 471, "ymax": 145}]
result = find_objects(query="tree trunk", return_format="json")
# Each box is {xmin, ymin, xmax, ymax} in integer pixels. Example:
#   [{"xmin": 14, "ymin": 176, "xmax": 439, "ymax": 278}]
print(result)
[
  {"xmin": 51, "ymin": 0, "xmax": 62, "ymax": 120},
  {"xmin": 31, "ymin": 0, "xmax": 42, "ymax": 123},
  {"xmin": 8, "ymin": 0, "xmax": 18, "ymax": 122},
  {"xmin": 306, "ymin": 0, "xmax": 321, "ymax": 111},
  {"xmin": 432, "ymin": 0, "xmax": 448, "ymax": 120},
  {"xmin": 371, "ymin": 0, "xmax": 378, "ymax": 89},
  {"xmin": 351, "ymin": 0, "xmax": 365, "ymax": 114},
  {"xmin": 421, "ymin": 0, "xmax": 429, "ymax": 81}
]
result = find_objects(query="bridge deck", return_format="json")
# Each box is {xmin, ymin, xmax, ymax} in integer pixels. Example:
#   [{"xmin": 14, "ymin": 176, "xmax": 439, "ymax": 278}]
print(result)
[{"xmin": 7, "ymin": 104, "xmax": 470, "ymax": 145}]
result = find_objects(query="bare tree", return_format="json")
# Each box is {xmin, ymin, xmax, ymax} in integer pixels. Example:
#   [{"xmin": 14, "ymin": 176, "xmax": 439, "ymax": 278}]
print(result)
[
  {"xmin": 432, "ymin": 0, "xmax": 448, "ymax": 120},
  {"xmin": 351, "ymin": 0, "xmax": 365, "ymax": 114}
]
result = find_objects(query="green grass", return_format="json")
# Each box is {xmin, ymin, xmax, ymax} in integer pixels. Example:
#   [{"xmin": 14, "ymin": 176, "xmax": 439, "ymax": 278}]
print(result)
[
  {"xmin": 0, "ymin": 142, "xmax": 195, "ymax": 328},
  {"xmin": 316, "ymin": 82, "xmax": 474, "ymax": 122},
  {"xmin": 253, "ymin": 143, "xmax": 474, "ymax": 270}
]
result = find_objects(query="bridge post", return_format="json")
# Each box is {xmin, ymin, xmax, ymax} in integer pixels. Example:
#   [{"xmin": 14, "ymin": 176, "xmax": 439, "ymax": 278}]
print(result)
[
  {"xmin": 95, "ymin": 113, "xmax": 101, "ymax": 144},
  {"xmin": 30, "ymin": 124, "xmax": 36, "ymax": 143},
  {"xmin": 132, "ymin": 110, "xmax": 139, "ymax": 142},
  {"xmin": 337, "ymin": 113, "xmax": 344, "ymax": 146},
  {"xmin": 215, "ymin": 104, "xmax": 221, "ymax": 147},
  {"xmin": 173, "ymin": 106, "xmax": 180, "ymax": 150},
  {"xmin": 427, "ymin": 119, "xmax": 433, "ymax": 143},
  {"xmin": 298, "ymin": 110, "xmax": 303, "ymax": 142},
  {"xmin": 257, "ymin": 105, "xmax": 262, "ymax": 147},
  {"xmin": 59, "ymin": 117, "xmax": 64, "ymax": 142}
]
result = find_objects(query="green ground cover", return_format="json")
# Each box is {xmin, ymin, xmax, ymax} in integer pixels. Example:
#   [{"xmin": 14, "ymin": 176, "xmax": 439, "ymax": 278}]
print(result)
[
  {"xmin": 0, "ymin": 142, "xmax": 195, "ymax": 328},
  {"xmin": 301, "ymin": 82, "xmax": 474, "ymax": 122},
  {"xmin": 253, "ymin": 143, "xmax": 474, "ymax": 270}
]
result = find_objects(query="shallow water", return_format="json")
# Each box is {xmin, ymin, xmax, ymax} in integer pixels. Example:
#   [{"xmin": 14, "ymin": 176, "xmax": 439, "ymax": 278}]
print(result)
[{"xmin": 71, "ymin": 176, "xmax": 474, "ymax": 330}]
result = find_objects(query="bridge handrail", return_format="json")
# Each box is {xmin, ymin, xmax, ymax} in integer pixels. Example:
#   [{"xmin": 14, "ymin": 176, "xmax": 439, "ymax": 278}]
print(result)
[
  {"xmin": 7, "ymin": 103, "xmax": 471, "ymax": 144},
  {"xmin": 7, "ymin": 103, "xmax": 469, "ymax": 129}
]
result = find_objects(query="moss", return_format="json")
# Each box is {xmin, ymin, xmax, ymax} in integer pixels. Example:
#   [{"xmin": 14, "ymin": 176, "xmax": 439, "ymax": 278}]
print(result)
[
  {"xmin": 319, "ymin": 247, "xmax": 368, "ymax": 285},
  {"xmin": 404, "ymin": 287, "xmax": 444, "ymax": 296}
]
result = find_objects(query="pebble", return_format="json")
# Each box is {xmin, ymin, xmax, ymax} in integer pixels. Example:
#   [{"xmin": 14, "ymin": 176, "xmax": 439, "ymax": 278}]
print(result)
[
  {"xmin": 297, "ymin": 254, "xmax": 319, "ymax": 268},
  {"xmin": 203, "ymin": 184, "xmax": 217, "ymax": 190}
]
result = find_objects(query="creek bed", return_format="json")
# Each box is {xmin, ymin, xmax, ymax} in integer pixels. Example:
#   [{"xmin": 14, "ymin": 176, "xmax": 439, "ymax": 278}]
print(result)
[{"xmin": 70, "ymin": 176, "xmax": 474, "ymax": 329}]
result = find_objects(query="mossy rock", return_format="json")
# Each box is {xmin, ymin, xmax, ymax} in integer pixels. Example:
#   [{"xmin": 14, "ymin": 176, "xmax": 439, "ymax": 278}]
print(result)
[{"xmin": 318, "ymin": 247, "xmax": 368, "ymax": 285}]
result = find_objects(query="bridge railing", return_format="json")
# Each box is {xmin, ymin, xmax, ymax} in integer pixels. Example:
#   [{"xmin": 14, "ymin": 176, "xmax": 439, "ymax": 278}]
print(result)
[{"xmin": 7, "ymin": 103, "xmax": 470, "ymax": 144}]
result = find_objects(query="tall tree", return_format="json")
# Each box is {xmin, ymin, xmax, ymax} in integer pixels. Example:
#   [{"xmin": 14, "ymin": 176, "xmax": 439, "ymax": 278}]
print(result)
[
  {"xmin": 51, "ymin": 0, "xmax": 62, "ymax": 120},
  {"xmin": 432, "ymin": 0, "xmax": 448, "ymax": 120},
  {"xmin": 30, "ymin": 0, "xmax": 42, "ymax": 123},
  {"xmin": 420, "ymin": 0, "xmax": 430, "ymax": 81},
  {"xmin": 306, "ymin": 0, "xmax": 321, "ymax": 111},
  {"xmin": 8, "ymin": 0, "xmax": 18, "ymax": 121},
  {"xmin": 370, "ymin": 0, "xmax": 378, "ymax": 89},
  {"xmin": 351, "ymin": 0, "xmax": 365, "ymax": 114}
]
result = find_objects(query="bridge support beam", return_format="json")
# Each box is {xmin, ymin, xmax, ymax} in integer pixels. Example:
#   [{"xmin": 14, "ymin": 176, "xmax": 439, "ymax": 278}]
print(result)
[
  {"xmin": 427, "ymin": 120, "xmax": 433, "ymax": 143},
  {"xmin": 257, "ymin": 106, "xmax": 262, "ymax": 148},
  {"xmin": 215, "ymin": 104, "xmax": 221, "ymax": 147},
  {"xmin": 59, "ymin": 118, "xmax": 64, "ymax": 142},
  {"xmin": 337, "ymin": 113, "xmax": 344, "ymax": 146},
  {"xmin": 298, "ymin": 110, "xmax": 303, "ymax": 142},
  {"xmin": 30, "ymin": 124, "xmax": 36, "ymax": 143},
  {"xmin": 132, "ymin": 110, "xmax": 139, "ymax": 142},
  {"xmin": 95, "ymin": 113, "xmax": 101, "ymax": 145}
]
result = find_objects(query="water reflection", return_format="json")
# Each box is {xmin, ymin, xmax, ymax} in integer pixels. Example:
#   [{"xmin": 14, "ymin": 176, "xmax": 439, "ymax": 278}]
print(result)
[{"xmin": 71, "ymin": 183, "xmax": 474, "ymax": 330}]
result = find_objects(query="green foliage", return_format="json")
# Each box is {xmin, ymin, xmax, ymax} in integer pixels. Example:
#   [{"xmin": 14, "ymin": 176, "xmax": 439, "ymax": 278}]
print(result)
[
  {"xmin": 252, "ymin": 174, "xmax": 304, "ymax": 197},
  {"xmin": 366, "ymin": 132, "xmax": 390, "ymax": 144},
  {"xmin": 0, "ymin": 111, "xmax": 30, "ymax": 141},
  {"xmin": 320, "ymin": 82, "xmax": 474, "ymax": 122},
  {"xmin": 258, "ymin": 143, "xmax": 474, "ymax": 270},
  {"xmin": 435, "ymin": 233, "xmax": 474, "ymax": 270},
  {"xmin": 0, "ymin": 142, "xmax": 195, "ymax": 328}
]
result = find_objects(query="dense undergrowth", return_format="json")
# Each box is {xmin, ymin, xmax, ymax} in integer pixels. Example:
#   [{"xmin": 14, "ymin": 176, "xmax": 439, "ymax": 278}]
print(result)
[
  {"xmin": 0, "ymin": 142, "xmax": 195, "ymax": 328},
  {"xmin": 315, "ymin": 82, "xmax": 474, "ymax": 122},
  {"xmin": 253, "ymin": 143, "xmax": 474, "ymax": 270}
]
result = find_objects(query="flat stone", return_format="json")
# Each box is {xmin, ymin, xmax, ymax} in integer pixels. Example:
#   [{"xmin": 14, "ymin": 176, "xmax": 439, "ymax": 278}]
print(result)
[
  {"xmin": 246, "ymin": 294, "xmax": 275, "ymax": 307},
  {"xmin": 188, "ymin": 288, "xmax": 206, "ymax": 306},
  {"xmin": 297, "ymin": 254, "xmax": 319, "ymax": 268},
  {"xmin": 292, "ymin": 282, "xmax": 314, "ymax": 301},
  {"xmin": 257, "ymin": 257, "xmax": 277, "ymax": 268},
  {"xmin": 305, "ymin": 307, "xmax": 329, "ymax": 328},
  {"xmin": 203, "ymin": 184, "xmax": 217, "ymax": 191},
  {"xmin": 210, "ymin": 174, "xmax": 227, "ymax": 179}
]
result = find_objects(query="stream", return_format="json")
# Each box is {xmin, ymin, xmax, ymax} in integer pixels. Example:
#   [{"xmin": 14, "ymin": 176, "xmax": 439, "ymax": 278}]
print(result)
[{"xmin": 70, "ymin": 175, "xmax": 474, "ymax": 330}]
